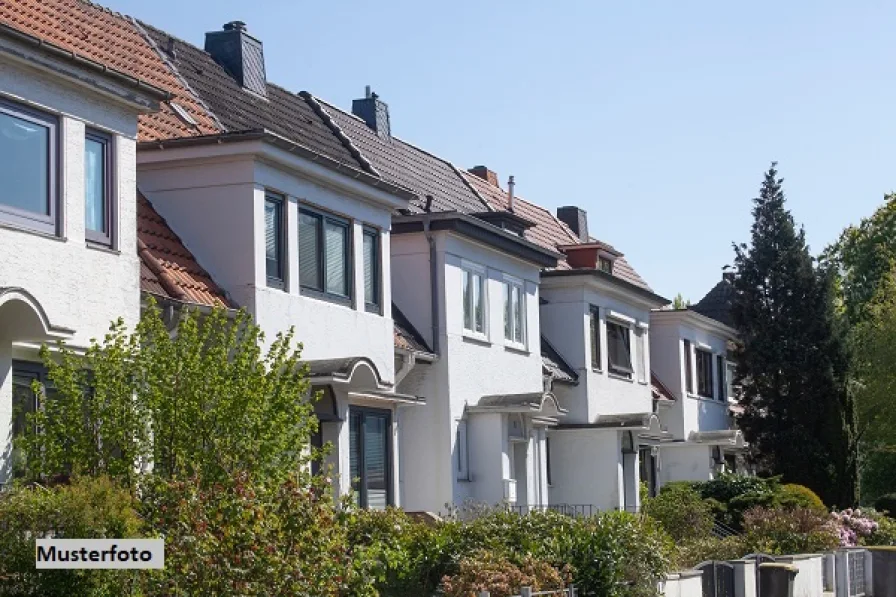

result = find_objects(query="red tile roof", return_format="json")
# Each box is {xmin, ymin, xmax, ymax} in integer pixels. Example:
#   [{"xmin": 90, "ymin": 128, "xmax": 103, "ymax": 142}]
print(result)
[
  {"xmin": 137, "ymin": 193, "xmax": 230, "ymax": 308},
  {"xmin": 651, "ymin": 372, "xmax": 676, "ymax": 402},
  {"xmin": 0, "ymin": 0, "xmax": 220, "ymax": 141}
]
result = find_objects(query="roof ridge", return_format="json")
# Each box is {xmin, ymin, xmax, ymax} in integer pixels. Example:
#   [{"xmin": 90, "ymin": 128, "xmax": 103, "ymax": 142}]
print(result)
[
  {"xmin": 131, "ymin": 18, "xmax": 225, "ymax": 133},
  {"xmin": 75, "ymin": 0, "xmax": 126, "ymax": 19},
  {"xmin": 299, "ymin": 91, "xmax": 380, "ymax": 177}
]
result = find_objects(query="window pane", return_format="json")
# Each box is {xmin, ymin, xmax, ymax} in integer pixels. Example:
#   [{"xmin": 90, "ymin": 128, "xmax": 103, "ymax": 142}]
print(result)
[
  {"xmin": 0, "ymin": 110, "xmax": 50, "ymax": 215},
  {"xmin": 264, "ymin": 199, "xmax": 281, "ymax": 281},
  {"xmin": 503, "ymin": 283, "xmax": 512, "ymax": 340},
  {"xmin": 363, "ymin": 231, "xmax": 378, "ymax": 306},
  {"xmin": 85, "ymin": 137, "xmax": 106, "ymax": 233},
  {"xmin": 364, "ymin": 412, "xmax": 390, "ymax": 510},
  {"xmin": 513, "ymin": 286, "xmax": 523, "ymax": 343},
  {"xmin": 717, "ymin": 356, "xmax": 726, "ymax": 401},
  {"xmin": 684, "ymin": 340, "xmax": 693, "ymax": 393},
  {"xmin": 12, "ymin": 373, "xmax": 38, "ymax": 439},
  {"xmin": 324, "ymin": 220, "xmax": 348, "ymax": 296},
  {"xmin": 696, "ymin": 350, "xmax": 713, "ymax": 397},
  {"xmin": 463, "ymin": 270, "xmax": 472, "ymax": 330},
  {"xmin": 607, "ymin": 322, "xmax": 632, "ymax": 376},
  {"xmin": 590, "ymin": 307, "xmax": 601, "ymax": 369},
  {"xmin": 299, "ymin": 212, "xmax": 321, "ymax": 289},
  {"xmin": 635, "ymin": 328, "xmax": 646, "ymax": 383},
  {"xmin": 473, "ymin": 273, "xmax": 484, "ymax": 333}
]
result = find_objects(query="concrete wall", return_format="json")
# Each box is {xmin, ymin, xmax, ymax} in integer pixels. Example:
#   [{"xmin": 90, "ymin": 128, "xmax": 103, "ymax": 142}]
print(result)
[
  {"xmin": 774, "ymin": 554, "xmax": 825, "ymax": 597},
  {"xmin": 547, "ymin": 428, "xmax": 626, "ymax": 510},
  {"xmin": 661, "ymin": 571, "xmax": 704, "ymax": 597},
  {"xmin": 659, "ymin": 444, "xmax": 713, "ymax": 485}
]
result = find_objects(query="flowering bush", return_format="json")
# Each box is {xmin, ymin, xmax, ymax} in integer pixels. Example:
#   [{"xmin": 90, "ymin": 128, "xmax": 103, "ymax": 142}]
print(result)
[
  {"xmin": 441, "ymin": 551, "xmax": 569, "ymax": 597},
  {"xmin": 742, "ymin": 506, "xmax": 840, "ymax": 554},
  {"xmin": 831, "ymin": 508, "xmax": 880, "ymax": 547}
]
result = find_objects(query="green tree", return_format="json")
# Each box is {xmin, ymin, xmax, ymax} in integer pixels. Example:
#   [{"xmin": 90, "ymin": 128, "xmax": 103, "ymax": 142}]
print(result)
[
  {"xmin": 16, "ymin": 299, "xmax": 317, "ymax": 488},
  {"xmin": 671, "ymin": 293, "xmax": 691, "ymax": 309},
  {"xmin": 731, "ymin": 163, "xmax": 856, "ymax": 506}
]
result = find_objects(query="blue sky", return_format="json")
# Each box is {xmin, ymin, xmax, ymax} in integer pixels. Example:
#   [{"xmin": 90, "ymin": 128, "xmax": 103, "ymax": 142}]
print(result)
[{"xmin": 112, "ymin": 0, "xmax": 896, "ymax": 301}]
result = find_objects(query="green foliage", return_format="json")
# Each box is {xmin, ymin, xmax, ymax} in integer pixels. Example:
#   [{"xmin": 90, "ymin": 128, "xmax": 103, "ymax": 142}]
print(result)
[
  {"xmin": 643, "ymin": 482, "xmax": 714, "ymax": 542},
  {"xmin": 440, "ymin": 551, "xmax": 569, "ymax": 597},
  {"xmin": 695, "ymin": 474, "xmax": 781, "ymax": 531},
  {"xmin": 138, "ymin": 471, "xmax": 371, "ymax": 597},
  {"xmin": 731, "ymin": 163, "xmax": 856, "ymax": 506},
  {"xmin": 671, "ymin": 293, "xmax": 691, "ymax": 309},
  {"xmin": 778, "ymin": 484, "xmax": 827, "ymax": 514},
  {"xmin": 874, "ymin": 494, "xmax": 896, "ymax": 517},
  {"xmin": 16, "ymin": 300, "xmax": 316, "ymax": 488},
  {"xmin": 674, "ymin": 536, "xmax": 750, "ymax": 569},
  {"xmin": 741, "ymin": 506, "xmax": 840, "ymax": 555},
  {"xmin": 0, "ymin": 477, "xmax": 143, "ymax": 597},
  {"xmin": 865, "ymin": 510, "xmax": 896, "ymax": 546}
]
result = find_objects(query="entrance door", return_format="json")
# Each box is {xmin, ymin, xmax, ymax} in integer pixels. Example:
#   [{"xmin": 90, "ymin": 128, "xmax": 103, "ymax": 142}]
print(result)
[
  {"xmin": 639, "ymin": 447, "xmax": 658, "ymax": 498},
  {"xmin": 349, "ymin": 407, "xmax": 393, "ymax": 510}
]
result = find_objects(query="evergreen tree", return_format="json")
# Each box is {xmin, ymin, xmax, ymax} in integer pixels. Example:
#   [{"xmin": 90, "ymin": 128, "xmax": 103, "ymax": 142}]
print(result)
[{"xmin": 731, "ymin": 163, "xmax": 856, "ymax": 506}]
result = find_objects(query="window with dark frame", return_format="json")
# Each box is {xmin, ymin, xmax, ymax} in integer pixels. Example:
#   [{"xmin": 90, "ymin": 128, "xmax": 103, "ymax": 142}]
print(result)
[
  {"xmin": 717, "ymin": 355, "xmax": 726, "ymax": 401},
  {"xmin": 684, "ymin": 340, "xmax": 694, "ymax": 394},
  {"xmin": 696, "ymin": 349, "xmax": 714, "ymax": 398},
  {"xmin": 546, "ymin": 436, "xmax": 552, "ymax": 486},
  {"xmin": 264, "ymin": 194, "xmax": 284, "ymax": 287},
  {"xmin": 590, "ymin": 305, "xmax": 601, "ymax": 370},
  {"xmin": 11, "ymin": 361, "xmax": 57, "ymax": 475},
  {"xmin": 299, "ymin": 206, "xmax": 351, "ymax": 301},
  {"xmin": 349, "ymin": 407, "xmax": 393, "ymax": 510},
  {"xmin": 84, "ymin": 129, "xmax": 113, "ymax": 246},
  {"xmin": 362, "ymin": 227, "xmax": 380, "ymax": 312},
  {"xmin": 598, "ymin": 256, "xmax": 614, "ymax": 274},
  {"xmin": 0, "ymin": 98, "xmax": 58, "ymax": 234},
  {"xmin": 606, "ymin": 321, "xmax": 633, "ymax": 378}
]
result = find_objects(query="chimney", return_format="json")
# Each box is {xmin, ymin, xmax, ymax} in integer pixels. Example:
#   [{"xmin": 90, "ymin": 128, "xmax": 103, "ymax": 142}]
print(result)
[
  {"xmin": 468, "ymin": 166, "xmax": 499, "ymax": 187},
  {"xmin": 352, "ymin": 86, "xmax": 391, "ymax": 138},
  {"xmin": 557, "ymin": 206, "xmax": 589, "ymax": 242},
  {"xmin": 507, "ymin": 175, "xmax": 515, "ymax": 212},
  {"xmin": 722, "ymin": 271, "xmax": 735, "ymax": 283},
  {"xmin": 205, "ymin": 21, "xmax": 267, "ymax": 97}
]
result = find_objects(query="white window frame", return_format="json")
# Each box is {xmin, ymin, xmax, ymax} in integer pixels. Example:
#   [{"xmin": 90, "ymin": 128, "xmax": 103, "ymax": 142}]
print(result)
[
  {"xmin": 461, "ymin": 261, "xmax": 488, "ymax": 340},
  {"xmin": 456, "ymin": 419, "xmax": 470, "ymax": 481},
  {"xmin": 502, "ymin": 274, "xmax": 526, "ymax": 350},
  {"xmin": 635, "ymin": 324, "xmax": 648, "ymax": 384}
]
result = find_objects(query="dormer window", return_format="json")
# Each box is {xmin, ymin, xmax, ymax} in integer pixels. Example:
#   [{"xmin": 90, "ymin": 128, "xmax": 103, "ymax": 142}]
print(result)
[{"xmin": 598, "ymin": 256, "xmax": 614, "ymax": 274}]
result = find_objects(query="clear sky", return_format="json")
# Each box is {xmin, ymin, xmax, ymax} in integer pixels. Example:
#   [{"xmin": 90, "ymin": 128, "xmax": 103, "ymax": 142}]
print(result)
[{"xmin": 110, "ymin": 0, "xmax": 896, "ymax": 301}]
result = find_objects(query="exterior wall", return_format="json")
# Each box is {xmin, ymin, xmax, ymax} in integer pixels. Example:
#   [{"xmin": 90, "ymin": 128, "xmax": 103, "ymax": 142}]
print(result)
[
  {"xmin": 547, "ymin": 429, "xmax": 624, "ymax": 510},
  {"xmin": 138, "ymin": 154, "xmax": 395, "ymax": 382},
  {"xmin": 660, "ymin": 444, "xmax": 713, "ymax": 485},
  {"xmin": 775, "ymin": 554, "xmax": 825, "ymax": 597},
  {"xmin": 395, "ymin": 230, "xmax": 547, "ymax": 512},
  {"xmin": 0, "ymin": 60, "xmax": 141, "ymax": 347},
  {"xmin": 541, "ymin": 282, "xmax": 653, "ymax": 423}
]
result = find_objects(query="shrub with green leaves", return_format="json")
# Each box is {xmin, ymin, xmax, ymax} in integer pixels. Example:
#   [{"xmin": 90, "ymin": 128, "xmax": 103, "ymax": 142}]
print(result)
[
  {"xmin": 741, "ymin": 506, "xmax": 840, "ymax": 555},
  {"xmin": 674, "ymin": 536, "xmax": 750, "ymax": 569},
  {"xmin": 778, "ymin": 484, "xmax": 827, "ymax": 513},
  {"xmin": 874, "ymin": 494, "xmax": 896, "ymax": 517},
  {"xmin": 440, "ymin": 551, "xmax": 569, "ymax": 597},
  {"xmin": 643, "ymin": 482, "xmax": 714, "ymax": 542},
  {"xmin": 0, "ymin": 476, "xmax": 143, "ymax": 597},
  {"xmin": 695, "ymin": 474, "xmax": 782, "ymax": 530}
]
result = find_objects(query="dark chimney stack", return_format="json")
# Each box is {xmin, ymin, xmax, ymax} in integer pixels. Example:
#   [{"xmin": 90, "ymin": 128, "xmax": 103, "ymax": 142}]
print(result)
[
  {"xmin": 468, "ymin": 166, "xmax": 499, "ymax": 187},
  {"xmin": 557, "ymin": 206, "xmax": 589, "ymax": 242},
  {"xmin": 722, "ymin": 271, "xmax": 735, "ymax": 283},
  {"xmin": 205, "ymin": 21, "xmax": 267, "ymax": 97},
  {"xmin": 352, "ymin": 86, "xmax": 391, "ymax": 139}
]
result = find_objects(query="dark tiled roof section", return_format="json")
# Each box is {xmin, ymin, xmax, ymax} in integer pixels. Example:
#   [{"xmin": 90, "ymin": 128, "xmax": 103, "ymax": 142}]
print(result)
[
  {"xmin": 315, "ymin": 97, "xmax": 489, "ymax": 214},
  {"xmin": 692, "ymin": 277, "xmax": 735, "ymax": 327},
  {"xmin": 392, "ymin": 304, "xmax": 432, "ymax": 354},
  {"xmin": 466, "ymin": 172, "xmax": 651, "ymax": 289},
  {"xmin": 139, "ymin": 22, "xmax": 363, "ymax": 169},
  {"xmin": 137, "ymin": 192, "xmax": 231, "ymax": 308},
  {"xmin": 541, "ymin": 336, "xmax": 578, "ymax": 384},
  {"xmin": 0, "ymin": 0, "xmax": 221, "ymax": 141},
  {"xmin": 651, "ymin": 372, "xmax": 675, "ymax": 402}
]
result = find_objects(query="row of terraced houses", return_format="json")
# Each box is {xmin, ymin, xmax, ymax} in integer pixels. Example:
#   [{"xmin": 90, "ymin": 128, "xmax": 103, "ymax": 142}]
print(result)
[{"xmin": 0, "ymin": 0, "xmax": 747, "ymax": 514}]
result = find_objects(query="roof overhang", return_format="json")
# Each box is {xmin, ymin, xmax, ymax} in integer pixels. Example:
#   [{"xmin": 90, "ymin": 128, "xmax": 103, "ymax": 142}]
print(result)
[
  {"xmin": 393, "ymin": 212, "xmax": 561, "ymax": 268},
  {"xmin": 688, "ymin": 429, "xmax": 746, "ymax": 449},
  {"xmin": 542, "ymin": 269, "xmax": 669, "ymax": 309},
  {"xmin": 468, "ymin": 391, "xmax": 567, "ymax": 419},
  {"xmin": 650, "ymin": 308, "xmax": 738, "ymax": 340},
  {"xmin": 0, "ymin": 23, "xmax": 169, "ymax": 113},
  {"xmin": 348, "ymin": 389, "xmax": 425, "ymax": 405},
  {"xmin": 137, "ymin": 129, "xmax": 416, "ymax": 209},
  {"xmin": 304, "ymin": 356, "xmax": 425, "ymax": 405},
  {"xmin": 555, "ymin": 412, "xmax": 670, "ymax": 439}
]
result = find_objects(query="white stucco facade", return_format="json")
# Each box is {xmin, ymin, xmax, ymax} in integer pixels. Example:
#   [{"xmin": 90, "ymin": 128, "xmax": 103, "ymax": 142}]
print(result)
[
  {"xmin": 540, "ymin": 271, "xmax": 667, "ymax": 512},
  {"xmin": 393, "ymin": 227, "xmax": 555, "ymax": 513},
  {"xmin": 0, "ymin": 41, "xmax": 156, "ymax": 485},
  {"xmin": 650, "ymin": 309, "xmax": 745, "ymax": 487},
  {"xmin": 137, "ymin": 140, "xmax": 414, "ymax": 507}
]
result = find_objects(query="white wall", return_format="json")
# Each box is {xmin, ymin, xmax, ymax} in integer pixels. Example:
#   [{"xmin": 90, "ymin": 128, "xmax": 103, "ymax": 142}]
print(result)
[
  {"xmin": 774, "ymin": 555, "xmax": 825, "ymax": 597},
  {"xmin": 660, "ymin": 444, "xmax": 713, "ymax": 485},
  {"xmin": 548, "ymin": 428, "xmax": 623, "ymax": 510}
]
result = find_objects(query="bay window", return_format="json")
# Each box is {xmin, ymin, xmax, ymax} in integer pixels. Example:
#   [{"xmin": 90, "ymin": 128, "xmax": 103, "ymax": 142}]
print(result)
[
  {"xmin": 590, "ymin": 305, "xmax": 601, "ymax": 370},
  {"xmin": 717, "ymin": 355, "xmax": 726, "ymax": 401},
  {"xmin": 362, "ymin": 227, "xmax": 380, "ymax": 312},
  {"xmin": 696, "ymin": 349, "xmax": 714, "ymax": 398},
  {"xmin": 684, "ymin": 340, "xmax": 694, "ymax": 394},
  {"xmin": 299, "ymin": 206, "xmax": 351, "ymax": 301},
  {"xmin": 264, "ymin": 193, "xmax": 284, "ymax": 287},
  {"xmin": 85, "ymin": 129, "xmax": 113, "ymax": 245},
  {"xmin": 0, "ymin": 98, "xmax": 57, "ymax": 233}
]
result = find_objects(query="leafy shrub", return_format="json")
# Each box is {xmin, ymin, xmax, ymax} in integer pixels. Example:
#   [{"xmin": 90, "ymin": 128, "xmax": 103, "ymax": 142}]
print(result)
[
  {"xmin": 695, "ymin": 474, "xmax": 782, "ymax": 530},
  {"xmin": 558, "ymin": 511, "xmax": 673, "ymax": 597},
  {"xmin": 0, "ymin": 476, "xmax": 142, "ymax": 597},
  {"xmin": 742, "ymin": 506, "xmax": 840, "ymax": 555},
  {"xmin": 643, "ymin": 482, "xmax": 714, "ymax": 542},
  {"xmin": 778, "ymin": 484, "xmax": 827, "ymax": 513},
  {"xmin": 874, "ymin": 493, "xmax": 896, "ymax": 517},
  {"xmin": 674, "ymin": 536, "xmax": 750, "ymax": 569},
  {"xmin": 139, "ymin": 471, "xmax": 373, "ymax": 597},
  {"xmin": 440, "ymin": 551, "xmax": 569, "ymax": 597},
  {"xmin": 831, "ymin": 508, "xmax": 880, "ymax": 546},
  {"xmin": 866, "ymin": 510, "xmax": 896, "ymax": 546}
]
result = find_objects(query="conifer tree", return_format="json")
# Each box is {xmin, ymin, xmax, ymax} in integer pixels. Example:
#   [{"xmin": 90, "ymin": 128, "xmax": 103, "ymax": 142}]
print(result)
[{"xmin": 731, "ymin": 163, "xmax": 856, "ymax": 506}]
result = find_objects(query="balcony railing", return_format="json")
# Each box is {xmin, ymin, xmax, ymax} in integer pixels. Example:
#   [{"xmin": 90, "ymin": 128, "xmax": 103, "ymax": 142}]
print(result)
[{"xmin": 507, "ymin": 504, "xmax": 595, "ymax": 518}]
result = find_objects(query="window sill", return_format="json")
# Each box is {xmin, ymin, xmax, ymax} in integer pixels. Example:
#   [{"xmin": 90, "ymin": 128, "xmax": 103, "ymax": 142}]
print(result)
[
  {"xmin": 608, "ymin": 372, "xmax": 634, "ymax": 383},
  {"xmin": 688, "ymin": 393, "xmax": 723, "ymax": 403},
  {"xmin": 637, "ymin": 380, "xmax": 649, "ymax": 386},
  {"xmin": 85, "ymin": 242, "xmax": 119, "ymax": 255},
  {"xmin": 462, "ymin": 332, "xmax": 491, "ymax": 346},
  {"xmin": 300, "ymin": 287, "xmax": 353, "ymax": 308},
  {"xmin": 591, "ymin": 367, "xmax": 603, "ymax": 374},
  {"xmin": 457, "ymin": 477, "xmax": 472, "ymax": 483},
  {"xmin": 503, "ymin": 342, "xmax": 529, "ymax": 355},
  {"xmin": 0, "ymin": 220, "xmax": 64, "ymax": 242},
  {"xmin": 266, "ymin": 278, "xmax": 286, "ymax": 291},
  {"xmin": 365, "ymin": 303, "xmax": 383, "ymax": 315}
]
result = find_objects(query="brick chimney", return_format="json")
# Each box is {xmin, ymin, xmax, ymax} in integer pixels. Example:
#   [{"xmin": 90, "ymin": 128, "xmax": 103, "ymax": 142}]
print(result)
[
  {"xmin": 352, "ymin": 86, "xmax": 391, "ymax": 139},
  {"xmin": 557, "ymin": 206, "xmax": 589, "ymax": 242},
  {"xmin": 468, "ymin": 166, "xmax": 499, "ymax": 187},
  {"xmin": 205, "ymin": 21, "xmax": 267, "ymax": 97}
]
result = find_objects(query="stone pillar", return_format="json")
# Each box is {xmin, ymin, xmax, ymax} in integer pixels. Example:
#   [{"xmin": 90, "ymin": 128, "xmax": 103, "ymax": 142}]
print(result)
[{"xmin": 731, "ymin": 559, "xmax": 757, "ymax": 597}]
